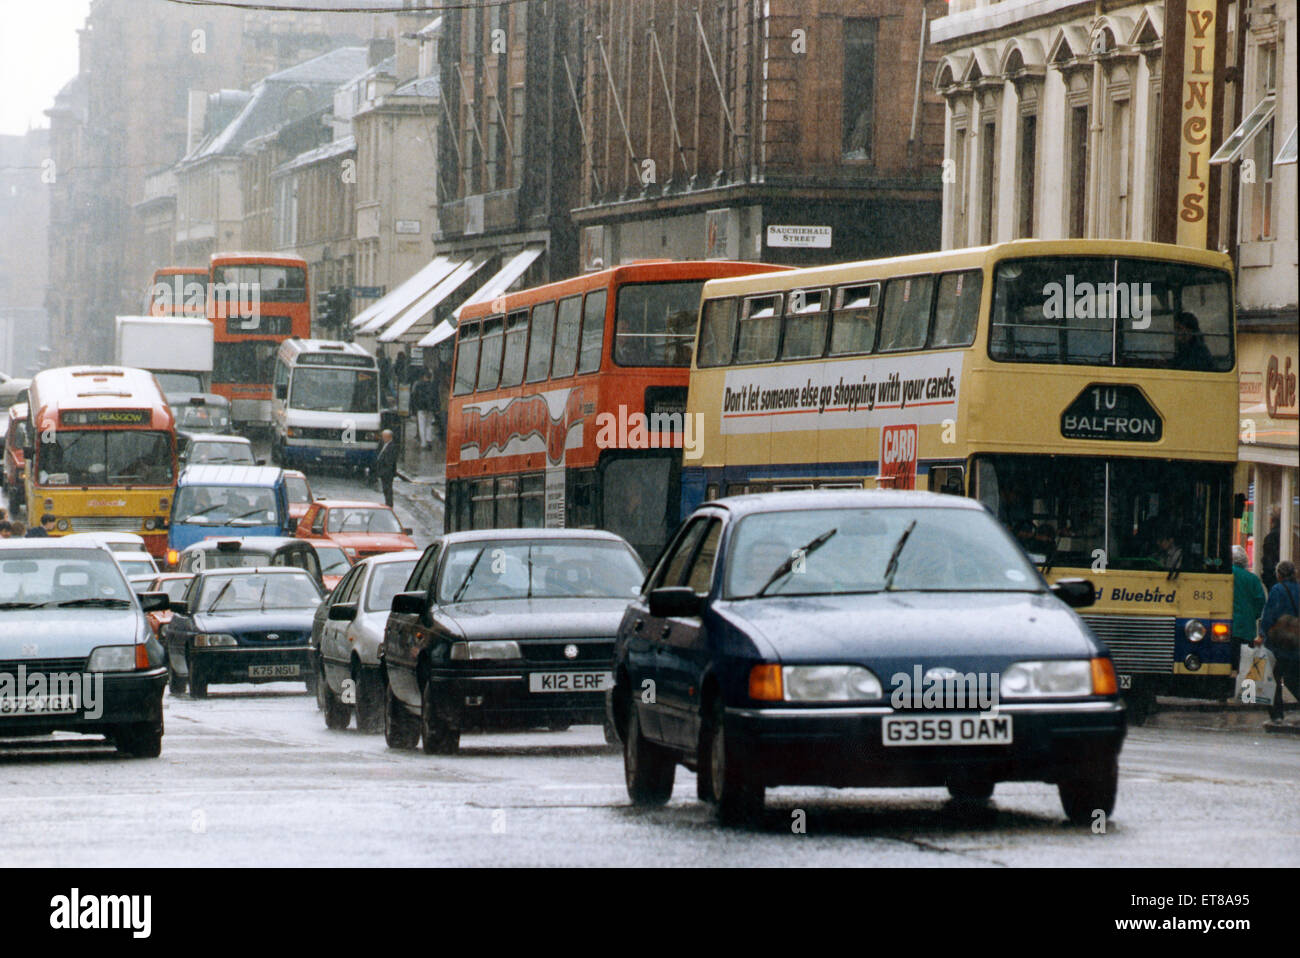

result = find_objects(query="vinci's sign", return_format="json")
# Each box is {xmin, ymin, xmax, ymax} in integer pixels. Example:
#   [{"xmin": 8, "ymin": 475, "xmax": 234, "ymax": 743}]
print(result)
[
  {"xmin": 1177, "ymin": 0, "xmax": 1217, "ymax": 248},
  {"xmin": 459, "ymin": 388, "xmax": 585, "ymax": 465}
]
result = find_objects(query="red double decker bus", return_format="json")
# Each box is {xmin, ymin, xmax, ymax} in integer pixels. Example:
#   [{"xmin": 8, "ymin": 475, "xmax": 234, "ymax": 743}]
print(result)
[
  {"xmin": 146, "ymin": 266, "xmax": 208, "ymax": 317},
  {"xmin": 445, "ymin": 260, "xmax": 784, "ymax": 561},
  {"xmin": 207, "ymin": 252, "xmax": 310, "ymax": 428}
]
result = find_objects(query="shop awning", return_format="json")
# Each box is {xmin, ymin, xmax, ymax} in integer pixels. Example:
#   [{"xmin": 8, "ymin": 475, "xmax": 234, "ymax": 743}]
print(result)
[
  {"xmin": 377, "ymin": 252, "xmax": 492, "ymax": 343},
  {"xmin": 418, "ymin": 319, "xmax": 458, "ymax": 348},
  {"xmin": 452, "ymin": 245, "xmax": 544, "ymax": 320},
  {"xmin": 351, "ymin": 255, "xmax": 457, "ymax": 333}
]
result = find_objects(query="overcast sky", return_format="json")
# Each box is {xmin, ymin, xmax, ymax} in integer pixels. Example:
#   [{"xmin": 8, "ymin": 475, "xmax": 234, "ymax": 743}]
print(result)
[{"xmin": 0, "ymin": 0, "xmax": 93, "ymax": 135}]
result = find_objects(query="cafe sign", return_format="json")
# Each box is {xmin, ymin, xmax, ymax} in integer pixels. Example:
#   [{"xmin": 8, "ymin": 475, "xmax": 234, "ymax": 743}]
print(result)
[
  {"xmin": 1176, "ymin": 0, "xmax": 1217, "ymax": 248},
  {"xmin": 1061, "ymin": 385, "xmax": 1163, "ymax": 442}
]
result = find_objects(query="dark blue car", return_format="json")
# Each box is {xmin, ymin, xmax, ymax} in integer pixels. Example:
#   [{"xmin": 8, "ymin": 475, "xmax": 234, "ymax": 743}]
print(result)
[
  {"xmin": 609, "ymin": 490, "xmax": 1125, "ymax": 826},
  {"xmin": 163, "ymin": 566, "xmax": 323, "ymax": 698}
]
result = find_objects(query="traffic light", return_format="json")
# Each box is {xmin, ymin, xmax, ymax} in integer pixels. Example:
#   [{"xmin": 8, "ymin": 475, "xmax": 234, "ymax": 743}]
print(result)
[
  {"xmin": 314, "ymin": 287, "xmax": 353, "ymax": 331},
  {"xmin": 316, "ymin": 289, "xmax": 336, "ymax": 328}
]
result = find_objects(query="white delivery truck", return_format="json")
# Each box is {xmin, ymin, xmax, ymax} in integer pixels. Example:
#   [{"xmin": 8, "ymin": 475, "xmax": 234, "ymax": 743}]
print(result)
[{"xmin": 113, "ymin": 315, "xmax": 214, "ymax": 400}]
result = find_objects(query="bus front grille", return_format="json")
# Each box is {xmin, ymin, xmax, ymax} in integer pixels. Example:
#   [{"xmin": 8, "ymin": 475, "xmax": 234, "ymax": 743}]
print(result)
[
  {"xmin": 70, "ymin": 517, "xmax": 145, "ymax": 533},
  {"xmin": 1081, "ymin": 614, "xmax": 1175, "ymax": 675}
]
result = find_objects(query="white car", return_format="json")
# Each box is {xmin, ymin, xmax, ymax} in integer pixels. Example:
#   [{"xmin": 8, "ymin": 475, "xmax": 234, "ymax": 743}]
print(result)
[
  {"xmin": 0, "ymin": 372, "xmax": 30, "ymax": 411},
  {"xmin": 179, "ymin": 433, "xmax": 259, "ymax": 467},
  {"xmin": 60, "ymin": 532, "xmax": 160, "ymax": 582}
]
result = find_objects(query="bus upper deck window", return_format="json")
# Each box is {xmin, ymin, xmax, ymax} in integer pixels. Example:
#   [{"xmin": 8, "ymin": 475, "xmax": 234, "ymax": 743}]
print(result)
[
  {"xmin": 877, "ymin": 275, "xmax": 934, "ymax": 352},
  {"xmin": 931, "ymin": 271, "xmax": 983, "ymax": 348},
  {"xmin": 453, "ymin": 322, "xmax": 481, "ymax": 396},
  {"xmin": 735, "ymin": 294, "xmax": 783, "ymax": 365},
  {"xmin": 551, "ymin": 296, "xmax": 582, "ymax": 378},
  {"xmin": 578, "ymin": 289, "xmax": 607, "ymax": 374},
  {"xmin": 499, "ymin": 311, "xmax": 529, "ymax": 388},
  {"xmin": 780, "ymin": 288, "xmax": 830, "ymax": 360},
  {"xmin": 476, "ymin": 317, "xmax": 505, "ymax": 392},
  {"xmin": 829, "ymin": 283, "xmax": 880, "ymax": 356},
  {"xmin": 697, "ymin": 298, "xmax": 739, "ymax": 367},
  {"xmin": 525, "ymin": 302, "xmax": 557, "ymax": 382}
]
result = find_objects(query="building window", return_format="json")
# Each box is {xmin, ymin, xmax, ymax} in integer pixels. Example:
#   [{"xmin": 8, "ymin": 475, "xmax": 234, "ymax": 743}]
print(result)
[
  {"xmin": 951, "ymin": 118, "xmax": 969, "ymax": 245},
  {"xmin": 1212, "ymin": 38, "xmax": 1278, "ymax": 242},
  {"xmin": 978, "ymin": 119, "xmax": 997, "ymax": 244},
  {"xmin": 1106, "ymin": 97, "xmax": 1133, "ymax": 238},
  {"xmin": 1016, "ymin": 113, "xmax": 1037, "ymax": 238},
  {"xmin": 842, "ymin": 19, "xmax": 877, "ymax": 162},
  {"xmin": 1068, "ymin": 105, "xmax": 1090, "ymax": 238}
]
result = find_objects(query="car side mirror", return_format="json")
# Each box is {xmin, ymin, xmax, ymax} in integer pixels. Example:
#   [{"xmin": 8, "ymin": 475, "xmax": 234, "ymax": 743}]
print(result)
[
  {"xmin": 1050, "ymin": 578, "xmax": 1095, "ymax": 609},
  {"xmin": 390, "ymin": 591, "xmax": 429, "ymax": 617},
  {"xmin": 648, "ymin": 586, "xmax": 703, "ymax": 618},
  {"xmin": 328, "ymin": 602, "xmax": 358, "ymax": 622},
  {"xmin": 139, "ymin": 592, "xmax": 169, "ymax": 613},
  {"xmin": 275, "ymin": 385, "xmax": 287, "ymax": 400},
  {"xmin": 402, "ymin": 527, "xmax": 413, "ymax": 536},
  {"xmin": 257, "ymin": 458, "xmax": 266, "ymax": 466},
  {"xmin": 168, "ymin": 599, "xmax": 189, "ymax": 616},
  {"xmin": 1233, "ymin": 493, "xmax": 1246, "ymax": 519}
]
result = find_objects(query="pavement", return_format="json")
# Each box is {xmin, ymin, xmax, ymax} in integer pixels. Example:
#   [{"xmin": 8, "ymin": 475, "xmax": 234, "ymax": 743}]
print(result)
[{"xmin": 1147, "ymin": 693, "xmax": 1300, "ymax": 736}]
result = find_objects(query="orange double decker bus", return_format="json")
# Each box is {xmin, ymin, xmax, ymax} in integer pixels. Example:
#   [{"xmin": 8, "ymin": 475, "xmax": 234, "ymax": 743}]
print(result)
[
  {"xmin": 146, "ymin": 266, "xmax": 208, "ymax": 317},
  {"xmin": 207, "ymin": 252, "xmax": 310, "ymax": 428},
  {"xmin": 444, "ymin": 260, "xmax": 784, "ymax": 561}
]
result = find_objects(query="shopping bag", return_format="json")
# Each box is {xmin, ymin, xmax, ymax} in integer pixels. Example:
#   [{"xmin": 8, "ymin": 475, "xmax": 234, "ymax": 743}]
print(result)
[
  {"xmin": 1234, "ymin": 643, "xmax": 1255, "ymax": 700},
  {"xmin": 1241, "ymin": 646, "xmax": 1276, "ymax": 706}
]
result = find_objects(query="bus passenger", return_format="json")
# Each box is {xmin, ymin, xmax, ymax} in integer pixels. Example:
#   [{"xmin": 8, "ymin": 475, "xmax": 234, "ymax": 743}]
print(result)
[{"xmin": 1173, "ymin": 311, "xmax": 1213, "ymax": 370}]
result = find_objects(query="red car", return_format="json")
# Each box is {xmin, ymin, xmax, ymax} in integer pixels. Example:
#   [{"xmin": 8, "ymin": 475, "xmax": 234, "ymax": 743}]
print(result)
[
  {"xmin": 142, "ymin": 572, "xmax": 195, "ymax": 639},
  {"xmin": 284, "ymin": 469, "xmax": 314, "ymax": 525},
  {"xmin": 3, "ymin": 402, "xmax": 29, "ymax": 508},
  {"xmin": 296, "ymin": 499, "xmax": 416, "ymax": 562}
]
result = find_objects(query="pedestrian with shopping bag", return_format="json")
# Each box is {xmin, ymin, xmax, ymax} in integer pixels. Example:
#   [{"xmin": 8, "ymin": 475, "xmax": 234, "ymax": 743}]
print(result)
[
  {"xmin": 1231, "ymin": 545, "xmax": 1268, "ymax": 700},
  {"xmin": 1258, "ymin": 559, "xmax": 1300, "ymax": 721},
  {"xmin": 410, "ymin": 370, "xmax": 437, "ymax": 450}
]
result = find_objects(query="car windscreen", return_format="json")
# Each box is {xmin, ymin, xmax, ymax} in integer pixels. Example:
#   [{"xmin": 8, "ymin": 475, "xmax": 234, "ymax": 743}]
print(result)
[
  {"xmin": 327, "ymin": 508, "xmax": 401, "ymax": 534},
  {"xmin": 189, "ymin": 441, "xmax": 255, "ymax": 464},
  {"xmin": 437, "ymin": 539, "xmax": 644, "ymax": 603},
  {"xmin": 199, "ymin": 572, "xmax": 320, "ymax": 612},
  {"xmin": 152, "ymin": 577, "xmax": 193, "ymax": 601},
  {"xmin": 314, "ymin": 545, "xmax": 350, "ymax": 575},
  {"xmin": 191, "ymin": 551, "xmax": 274, "ymax": 570},
  {"xmin": 724, "ymin": 507, "xmax": 1042, "ymax": 599},
  {"xmin": 0, "ymin": 549, "xmax": 133, "ymax": 609},
  {"xmin": 176, "ymin": 403, "xmax": 230, "ymax": 431},
  {"xmin": 289, "ymin": 366, "xmax": 379, "ymax": 414},
  {"xmin": 366, "ymin": 559, "xmax": 418, "ymax": 612},
  {"xmin": 174, "ymin": 485, "xmax": 278, "ymax": 525},
  {"xmin": 117, "ymin": 556, "xmax": 158, "ymax": 577}
]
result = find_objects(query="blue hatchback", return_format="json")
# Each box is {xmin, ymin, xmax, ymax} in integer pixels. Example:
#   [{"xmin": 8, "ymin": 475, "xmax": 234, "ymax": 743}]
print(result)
[{"xmin": 609, "ymin": 490, "xmax": 1125, "ymax": 826}]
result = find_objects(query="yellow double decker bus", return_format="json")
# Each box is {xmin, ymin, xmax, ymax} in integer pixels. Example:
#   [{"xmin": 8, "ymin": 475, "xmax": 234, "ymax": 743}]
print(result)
[
  {"xmin": 685, "ymin": 240, "xmax": 1240, "ymax": 720},
  {"xmin": 25, "ymin": 366, "xmax": 178, "ymax": 559}
]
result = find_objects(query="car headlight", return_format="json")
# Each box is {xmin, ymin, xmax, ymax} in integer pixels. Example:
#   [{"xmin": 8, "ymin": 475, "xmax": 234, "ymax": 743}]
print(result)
[
  {"xmin": 758, "ymin": 665, "xmax": 884, "ymax": 702},
  {"xmin": 88, "ymin": 645, "xmax": 140, "ymax": 672},
  {"xmin": 449, "ymin": 640, "xmax": 522, "ymax": 661},
  {"xmin": 194, "ymin": 633, "xmax": 238, "ymax": 648},
  {"xmin": 1001, "ymin": 660, "xmax": 1094, "ymax": 698},
  {"xmin": 1184, "ymin": 619, "xmax": 1206, "ymax": 643}
]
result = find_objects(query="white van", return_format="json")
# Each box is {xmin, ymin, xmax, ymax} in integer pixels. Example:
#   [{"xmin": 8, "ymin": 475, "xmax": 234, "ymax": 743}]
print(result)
[{"xmin": 270, "ymin": 339, "xmax": 381, "ymax": 471}]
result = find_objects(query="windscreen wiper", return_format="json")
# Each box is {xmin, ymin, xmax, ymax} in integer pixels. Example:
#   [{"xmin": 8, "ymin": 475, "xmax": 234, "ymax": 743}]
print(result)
[
  {"xmin": 206, "ymin": 579, "xmax": 235, "ymax": 613},
  {"xmin": 882, "ymin": 520, "xmax": 919, "ymax": 591},
  {"xmin": 452, "ymin": 547, "xmax": 487, "ymax": 603},
  {"xmin": 755, "ymin": 528, "xmax": 838, "ymax": 597},
  {"xmin": 0, "ymin": 601, "xmax": 49, "ymax": 609},
  {"xmin": 56, "ymin": 597, "xmax": 132, "ymax": 608}
]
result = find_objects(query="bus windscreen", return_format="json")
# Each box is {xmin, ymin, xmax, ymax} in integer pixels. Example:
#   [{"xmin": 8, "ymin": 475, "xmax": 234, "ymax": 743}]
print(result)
[
  {"xmin": 37, "ymin": 430, "xmax": 174, "ymax": 486},
  {"xmin": 614, "ymin": 281, "xmax": 705, "ymax": 366},
  {"xmin": 290, "ymin": 366, "xmax": 379, "ymax": 414}
]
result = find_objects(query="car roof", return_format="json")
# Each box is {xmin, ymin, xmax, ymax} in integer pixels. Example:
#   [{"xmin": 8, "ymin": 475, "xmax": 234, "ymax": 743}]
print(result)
[
  {"xmin": 701, "ymin": 489, "xmax": 988, "ymax": 517},
  {"xmin": 183, "ymin": 536, "xmax": 303, "ymax": 552},
  {"xmin": 178, "ymin": 464, "xmax": 282, "ymax": 485},
  {"xmin": 437, "ymin": 528, "xmax": 632, "ymax": 546},
  {"xmin": 171, "ymin": 392, "xmax": 230, "ymax": 406},
  {"xmin": 60, "ymin": 531, "xmax": 147, "ymax": 546},
  {"xmin": 0, "ymin": 539, "xmax": 115, "ymax": 552},
  {"xmin": 188, "ymin": 433, "xmax": 251, "ymax": 444},
  {"xmin": 190, "ymin": 565, "xmax": 317, "ymax": 578},
  {"xmin": 357, "ymin": 549, "xmax": 422, "ymax": 566}
]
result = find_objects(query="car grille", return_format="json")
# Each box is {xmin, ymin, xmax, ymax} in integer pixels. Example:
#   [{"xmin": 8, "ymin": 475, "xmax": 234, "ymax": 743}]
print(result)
[
  {"xmin": 1081, "ymin": 614, "xmax": 1175, "ymax": 675},
  {"xmin": 294, "ymin": 427, "xmax": 346, "ymax": 441},
  {"xmin": 70, "ymin": 517, "xmax": 145, "ymax": 533},
  {"xmin": 520, "ymin": 638, "xmax": 615, "ymax": 666},
  {"xmin": 241, "ymin": 631, "xmax": 310, "ymax": 644},
  {"xmin": 0, "ymin": 657, "xmax": 88, "ymax": 676}
]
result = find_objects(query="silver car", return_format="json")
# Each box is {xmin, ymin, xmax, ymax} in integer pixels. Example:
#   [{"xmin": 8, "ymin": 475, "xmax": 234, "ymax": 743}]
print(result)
[{"xmin": 312, "ymin": 550, "xmax": 420, "ymax": 732}]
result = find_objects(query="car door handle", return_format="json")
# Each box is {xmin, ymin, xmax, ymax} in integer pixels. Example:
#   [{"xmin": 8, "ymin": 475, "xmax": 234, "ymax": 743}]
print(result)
[{"xmin": 660, "ymin": 624, "xmax": 671, "ymax": 639}]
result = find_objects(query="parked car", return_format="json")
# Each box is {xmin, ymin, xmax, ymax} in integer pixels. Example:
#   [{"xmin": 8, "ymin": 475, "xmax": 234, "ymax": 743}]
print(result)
[
  {"xmin": 0, "ymin": 539, "xmax": 168, "ymax": 756},
  {"xmin": 3, "ymin": 402, "xmax": 29, "ymax": 508},
  {"xmin": 172, "ymin": 536, "xmax": 325, "ymax": 590},
  {"xmin": 141, "ymin": 572, "xmax": 194, "ymax": 639},
  {"xmin": 166, "ymin": 465, "xmax": 292, "ymax": 562},
  {"xmin": 283, "ymin": 469, "xmax": 314, "ymax": 525},
  {"xmin": 382, "ymin": 529, "xmax": 645, "ymax": 753},
  {"xmin": 162, "ymin": 566, "xmax": 323, "ymax": 698},
  {"xmin": 312, "ymin": 550, "xmax": 420, "ymax": 731},
  {"xmin": 310, "ymin": 541, "xmax": 351, "ymax": 592},
  {"xmin": 179, "ymin": 433, "xmax": 258, "ymax": 467},
  {"xmin": 296, "ymin": 499, "xmax": 416, "ymax": 561},
  {"xmin": 609, "ymin": 490, "xmax": 1125, "ymax": 826},
  {"xmin": 0, "ymin": 371, "xmax": 29, "ymax": 411},
  {"xmin": 172, "ymin": 393, "xmax": 232, "ymax": 436}
]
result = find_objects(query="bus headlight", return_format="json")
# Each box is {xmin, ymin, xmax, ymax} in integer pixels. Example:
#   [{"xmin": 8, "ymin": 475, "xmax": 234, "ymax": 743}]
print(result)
[
  {"xmin": 144, "ymin": 518, "xmax": 158, "ymax": 530},
  {"xmin": 1185, "ymin": 619, "xmax": 1206, "ymax": 643},
  {"xmin": 56, "ymin": 519, "xmax": 70, "ymax": 531}
]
